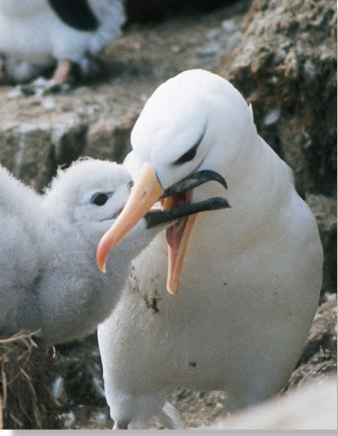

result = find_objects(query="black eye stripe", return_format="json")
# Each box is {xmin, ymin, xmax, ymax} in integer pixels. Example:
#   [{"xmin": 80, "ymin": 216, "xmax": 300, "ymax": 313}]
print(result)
[
  {"xmin": 173, "ymin": 127, "xmax": 206, "ymax": 166},
  {"xmin": 173, "ymin": 143, "xmax": 199, "ymax": 165}
]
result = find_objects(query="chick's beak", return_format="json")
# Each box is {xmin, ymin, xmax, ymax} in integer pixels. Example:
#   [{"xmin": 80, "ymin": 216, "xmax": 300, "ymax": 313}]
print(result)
[{"xmin": 96, "ymin": 163, "xmax": 163, "ymax": 272}]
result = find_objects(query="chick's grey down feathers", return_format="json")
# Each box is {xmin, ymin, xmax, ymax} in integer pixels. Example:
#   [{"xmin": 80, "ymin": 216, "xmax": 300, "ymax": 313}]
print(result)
[{"xmin": 0, "ymin": 159, "xmax": 158, "ymax": 344}]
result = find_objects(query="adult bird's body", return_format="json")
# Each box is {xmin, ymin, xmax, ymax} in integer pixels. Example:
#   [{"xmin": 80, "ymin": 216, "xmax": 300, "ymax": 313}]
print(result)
[
  {"xmin": 0, "ymin": 0, "xmax": 125, "ymax": 84},
  {"xmin": 0, "ymin": 159, "xmax": 213, "ymax": 345},
  {"xmin": 97, "ymin": 70, "xmax": 323, "ymax": 428}
]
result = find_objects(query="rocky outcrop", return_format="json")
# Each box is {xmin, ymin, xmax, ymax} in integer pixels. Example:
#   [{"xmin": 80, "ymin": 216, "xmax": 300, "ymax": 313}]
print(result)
[
  {"xmin": 220, "ymin": 0, "xmax": 336, "ymax": 197},
  {"xmin": 0, "ymin": 114, "xmax": 87, "ymax": 192},
  {"xmin": 286, "ymin": 293, "xmax": 337, "ymax": 390},
  {"xmin": 307, "ymin": 195, "xmax": 337, "ymax": 293}
]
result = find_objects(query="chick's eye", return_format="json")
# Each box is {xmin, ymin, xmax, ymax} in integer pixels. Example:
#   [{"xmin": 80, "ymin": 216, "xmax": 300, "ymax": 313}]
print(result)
[{"xmin": 91, "ymin": 193, "xmax": 109, "ymax": 206}]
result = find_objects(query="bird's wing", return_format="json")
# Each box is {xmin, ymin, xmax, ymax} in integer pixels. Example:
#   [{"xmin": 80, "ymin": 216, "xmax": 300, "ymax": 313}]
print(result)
[
  {"xmin": 47, "ymin": 0, "xmax": 99, "ymax": 32},
  {"xmin": 0, "ymin": 166, "xmax": 42, "ymax": 334}
]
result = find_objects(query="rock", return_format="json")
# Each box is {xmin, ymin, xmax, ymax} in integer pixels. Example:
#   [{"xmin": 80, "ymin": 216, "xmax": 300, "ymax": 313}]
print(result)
[
  {"xmin": 207, "ymin": 377, "xmax": 337, "ymax": 430},
  {"xmin": 287, "ymin": 294, "xmax": 337, "ymax": 390},
  {"xmin": 0, "ymin": 107, "xmax": 87, "ymax": 192},
  {"xmin": 307, "ymin": 195, "xmax": 337, "ymax": 293},
  {"xmin": 218, "ymin": 0, "xmax": 337, "ymax": 198},
  {"xmin": 169, "ymin": 389, "xmax": 226, "ymax": 428},
  {"xmin": 86, "ymin": 114, "xmax": 135, "ymax": 163}
]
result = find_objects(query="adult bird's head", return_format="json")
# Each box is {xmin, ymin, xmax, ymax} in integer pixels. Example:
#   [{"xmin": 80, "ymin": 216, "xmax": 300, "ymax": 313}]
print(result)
[{"xmin": 96, "ymin": 69, "xmax": 257, "ymax": 293}]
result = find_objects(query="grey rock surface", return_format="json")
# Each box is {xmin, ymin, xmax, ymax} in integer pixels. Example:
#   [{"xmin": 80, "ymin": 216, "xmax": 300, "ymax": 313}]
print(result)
[{"xmin": 220, "ymin": 0, "xmax": 336, "ymax": 198}]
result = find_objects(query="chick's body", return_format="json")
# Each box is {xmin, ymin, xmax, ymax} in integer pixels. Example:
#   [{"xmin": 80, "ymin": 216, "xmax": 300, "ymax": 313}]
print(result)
[{"xmin": 0, "ymin": 160, "xmax": 156, "ymax": 344}]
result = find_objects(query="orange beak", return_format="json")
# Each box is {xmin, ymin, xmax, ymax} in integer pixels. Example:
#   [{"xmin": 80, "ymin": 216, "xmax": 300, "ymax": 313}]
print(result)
[
  {"xmin": 96, "ymin": 163, "xmax": 198, "ymax": 295},
  {"xmin": 96, "ymin": 163, "xmax": 163, "ymax": 273},
  {"xmin": 161, "ymin": 197, "xmax": 197, "ymax": 295}
]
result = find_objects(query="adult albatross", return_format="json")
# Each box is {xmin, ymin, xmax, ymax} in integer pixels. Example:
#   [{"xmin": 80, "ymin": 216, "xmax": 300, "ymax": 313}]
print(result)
[
  {"xmin": 0, "ymin": 0, "xmax": 125, "ymax": 86},
  {"xmin": 97, "ymin": 70, "xmax": 323, "ymax": 429}
]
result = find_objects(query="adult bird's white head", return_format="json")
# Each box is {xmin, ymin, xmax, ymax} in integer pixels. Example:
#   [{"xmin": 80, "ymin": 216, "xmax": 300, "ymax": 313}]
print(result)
[{"xmin": 96, "ymin": 69, "xmax": 257, "ymax": 294}]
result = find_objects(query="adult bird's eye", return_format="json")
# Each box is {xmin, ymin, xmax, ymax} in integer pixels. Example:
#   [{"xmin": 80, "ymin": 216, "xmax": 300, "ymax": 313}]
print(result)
[
  {"xmin": 173, "ymin": 143, "xmax": 199, "ymax": 166},
  {"xmin": 173, "ymin": 127, "xmax": 206, "ymax": 166},
  {"xmin": 91, "ymin": 193, "xmax": 109, "ymax": 206}
]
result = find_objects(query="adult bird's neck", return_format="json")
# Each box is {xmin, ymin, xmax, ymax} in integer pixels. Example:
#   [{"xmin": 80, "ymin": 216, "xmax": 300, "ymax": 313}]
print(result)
[{"xmin": 197, "ymin": 134, "xmax": 294, "ymax": 253}]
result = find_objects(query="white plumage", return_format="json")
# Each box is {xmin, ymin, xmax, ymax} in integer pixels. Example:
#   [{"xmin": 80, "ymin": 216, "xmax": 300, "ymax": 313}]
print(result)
[
  {"xmin": 0, "ymin": 159, "xmax": 161, "ymax": 344},
  {"xmin": 97, "ymin": 70, "xmax": 323, "ymax": 428},
  {"xmin": 208, "ymin": 377, "xmax": 337, "ymax": 430},
  {"xmin": 0, "ymin": 0, "xmax": 125, "ymax": 84}
]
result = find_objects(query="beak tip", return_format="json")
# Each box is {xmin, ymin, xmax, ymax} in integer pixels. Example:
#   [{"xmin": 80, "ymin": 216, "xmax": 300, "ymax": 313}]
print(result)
[
  {"xmin": 96, "ymin": 247, "xmax": 107, "ymax": 274},
  {"xmin": 97, "ymin": 259, "xmax": 107, "ymax": 274},
  {"xmin": 167, "ymin": 280, "xmax": 179, "ymax": 296}
]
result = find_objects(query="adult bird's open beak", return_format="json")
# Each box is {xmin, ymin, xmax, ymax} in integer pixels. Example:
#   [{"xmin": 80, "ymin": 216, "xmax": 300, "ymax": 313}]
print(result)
[
  {"xmin": 96, "ymin": 163, "xmax": 229, "ymax": 295},
  {"xmin": 159, "ymin": 170, "xmax": 228, "ymax": 295}
]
